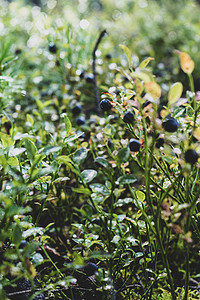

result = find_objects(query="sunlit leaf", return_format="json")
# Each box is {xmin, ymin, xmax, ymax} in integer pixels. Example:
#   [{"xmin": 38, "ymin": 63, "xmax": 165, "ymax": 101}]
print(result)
[
  {"xmin": 136, "ymin": 190, "xmax": 145, "ymax": 202},
  {"xmin": 145, "ymin": 81, "xmax": 161, "ymax": 100},
  {"xmin": 117, "ymin": 174, "xmax": 137, "ymax": 185},
  {"xmin": 26, "ymin": 114, "xmax": 34, "ymax": 126},
  {"xmin": 175, "ymin": 50, "xmax": 194, "ymax": 74},
  {"xmin": 64, "ymin": 115, "xmax": 72, "ymax": 136},
  {"xmin": 0, "ymin": 133, "xmax": 15, "ymax": 148},
  {"xmin": 139, "ymin": 57, "xmax": 154, "ymax": 69},
  {"xmin": 119, "ymin": 44, "xmax": 132, "ymax": 66},
  {"xmin": 168, "ymin": 82, "xmax": 183, "ymax": 106},
  {"xmin": 81, "ymin": 169, "xmax": 97, "ymax": 183},
  {"xmin": 73, "ymin": 147, "xmax": 88, "ymax": 165},
  {"xmin": 7, "ymin": 157, "xmax": 19, "ymax": 166},
  {"xmin": 193, "ymin": 128, "xmax": 200, "ymax": 142}
]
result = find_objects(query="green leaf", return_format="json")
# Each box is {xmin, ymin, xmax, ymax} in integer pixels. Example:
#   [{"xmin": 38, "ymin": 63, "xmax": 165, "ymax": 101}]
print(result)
[
  {"xmin": 25, "ymin": 139, "xmax": 37, "ymax": 163},
  {"xmin": 64, "ymin": 115, "xmax": 72, "ymax": 136},
  {"xmin": 0, "ymin": 133, "xmax": 15, "ymax": 148},
  {"xmin": 64, "ymin": 132, "xmax": 84, "ymax": 144},
  {"xmin": 136, "ymin": 191, "xmax": 145, "ymax": 202},
  {"xmin": 139, "ymin": 57, "xmax": 154, "ymax": 69},
  {"xmin": 115, "ymin": 198, "xmax": 133, "ymax": 207},
  {"xmin": 26, "ymin": 114, "xmax": 34, "ymax": 126},
  {"xmin": 81, "ymin": 169, "xmax": 97, "ymax": 183},
  {"xmin": 168, "ymin": 82, "xmax": 183, "ymax": 107},
  {"xmin": 117, "ymin": 147, "xmax": 130, "ymax": 165},
  {"xmin": 41, "ymin": 146, "xmax": 61, "ymax": 155},
  {"xmin": 145, "ymin": 81, "xmax": 161, "ymax": 100},
  {"xmin": 117, "ymin": 174, "xmax": 137, "ymax": 185},
  {"xmin": 94, "ymin": 157, "xmax": 110, "ymax": 168},
  {"xmin": 103, "ymin": 124, "xmax": 116, "ymax": 137},
  {"xmin": 119, "ymin": 44, "xmax": 132, "ymax": 66},
  {"xmin": 71, "ymin": 187, "xmax": 91, "ymax": 195},
  {"xmin": 13, "ymin": 224, "xmax": 22, "ymax": 247},
  {"xmin": 9, "ymin": 147, "xmax": 25, "ymax": 156},
  {"xmin": 73, "ymin": 147, "xmax": 88, "ymax": 165},
  {"xmin": 0, "ymin": 155, "xmax": 7, "ymax": 167},
  {"xmin": 32, "ymin": 253, "xmax": 44, "ymax": 266},
  {"xmin": 7, "ymin": 157, "xmax": 19, "ymax": 166},
  {"xmin": 89, "ymin": 183, "xmax": 110, "ymax": 196},
  {"xmin": 57, "ymin": 155, "xmax": 72, "ymax": 165}
]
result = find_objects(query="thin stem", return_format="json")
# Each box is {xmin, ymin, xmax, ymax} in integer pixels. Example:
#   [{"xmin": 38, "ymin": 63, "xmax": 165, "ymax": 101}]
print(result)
[{"xmin": 92, "ymin": 29, "xmax": 107, "ymax": 115}]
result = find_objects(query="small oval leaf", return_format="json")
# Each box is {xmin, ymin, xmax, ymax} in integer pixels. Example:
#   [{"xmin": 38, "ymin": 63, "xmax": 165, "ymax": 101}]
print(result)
[
  {"xmin": 168, "ymin": 82, "xmax": 183, "ymax": 106},
  {"xmin": 145, "ymin": 81, "xmax": 161, "ymax": 100},
  {"xmin": 73, "ymin": 147, "xmax": 88, "ymax": 165},
  {"xmin": 117, "ymin": 174, "xmax": 137, "ymax": 185},
  {"xmin": 136, "ymin": 191, "xmax": 145, "ymax": 202},
  {"xmin": 175, "ymin": 50, "xmax": 194, "ymax": 74},
  {"xmin": 81, "ymin": 169, "xmax": 97, "ymax": 183}
]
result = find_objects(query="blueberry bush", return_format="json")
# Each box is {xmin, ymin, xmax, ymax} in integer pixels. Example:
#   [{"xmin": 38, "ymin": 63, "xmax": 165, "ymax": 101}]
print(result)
[{"xmin": 0, "ymin": 1, "xmax": 200, "ymax": 299}]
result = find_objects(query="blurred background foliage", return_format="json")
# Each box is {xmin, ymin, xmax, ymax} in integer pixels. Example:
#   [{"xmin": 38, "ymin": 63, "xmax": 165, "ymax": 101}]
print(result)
[{"xmin": 1, "ymin": 0, "xmax": 200, "ymax": 86}]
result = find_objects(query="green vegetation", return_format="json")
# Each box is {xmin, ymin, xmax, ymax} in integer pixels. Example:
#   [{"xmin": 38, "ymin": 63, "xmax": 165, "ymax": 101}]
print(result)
[{"xmin": 0, "ymin": 0, "xmax": 200, "ymax": 299}]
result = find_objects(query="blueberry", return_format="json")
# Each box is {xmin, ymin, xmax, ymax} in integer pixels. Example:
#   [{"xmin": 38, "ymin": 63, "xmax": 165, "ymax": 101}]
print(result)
[
  {"xmin": 84, "ymin": 262, "xmax": 98, "ymax": 276},
  {"xmin": 129, "ymin": 139, "xmax": 141, "ymax": 152},
  {"xmin": 48, "ymin": 42, "xmax": 57, "ymax": 53},
  {"xmin": 85, "ymin": 73, "xmax": 94, "ymax": 83},
  {"xmin": 76, "ymin": 117, "xmax": 85, "ymax": 126},
  {"xmin": 92, "ymin": 219, "xmax": 103, "ymax": 226},
  {"xmin": 185, "ymin": 149, "xmax": 199, "ymax": 164},
  {"xmin": 72, "ymin": 104, "xmax": 82, "ymax": 115},
  {"xmin": 108, "ymin": 139, "xmax": 113, "ymax": 148},
  {"xmin": 15, "ymin": 48, "xmax": 22, "ymax": 55},
  {"xmin": 123, "ymin": 112, "xmax": 135, "ymax": 124},
  {"xmin": 156, "ymin": 137, "xmax": 164, "ymax": 148},
  {"xmin": 162, "ymin": 118, "xmax": 179, "ymax": 132},
  {"xmin": 19, "ymin": 240, "xmax": 28, "ymax": 249},
  {"xmin": 105, "ymin": 53, "xmax": 112, "ymax": 59},
  {"xmin": 100, "ymin": 99, "xmax": 112, "ymax": 111}
]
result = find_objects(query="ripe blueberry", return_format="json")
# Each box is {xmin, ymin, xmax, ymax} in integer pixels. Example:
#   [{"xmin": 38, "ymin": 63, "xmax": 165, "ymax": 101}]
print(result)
[
  {"xmin": 72, "ymin": 104, "xmax": 82, "ymax": 115},
  {"xmin": 156, "ymin": 137, "xmax": 164, "ymax": 148},
  {"xmin": 19, "ymin": 240, "xmax": 28, "ymax": 249},
  {"xmin": 76, "ymin": 117, "xmax": 85, "ymax": 126},
  {"xmin": 85, "ymin": 73, "xmax": 94, "ymax": 83},
  {"xmin": 48, "ymin": 42, "xmax": 57, "ymax": 53},
  {"xmin": 162, "ymin": 118, "xmax": 179, "ymax": 132},
  {"xmin": 123, "ymin": 112, "xmax": 135, "ymax": 124},
  {"xmin": 100, "ymin": 99, "xmax": 112, "ymax": 111},
  {"xmin": 105, "ymin": 53, "xmax": 112, "ymax": 59},
  {"xmin": 84, "ymin": 262, "xmax": 98, "ymax": 276},
  {"xmin": 185, "ymin": 149, "xmax": 199, "ymax": 164},
  {"xmin": 129, "ymin": 139, "xmax": 141, "ymax": 152}
]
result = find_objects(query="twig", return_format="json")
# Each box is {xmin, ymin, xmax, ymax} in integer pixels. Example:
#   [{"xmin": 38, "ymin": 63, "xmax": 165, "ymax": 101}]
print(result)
[{"xmin": 92, "ymin": 29, "xmax": 107, "ymax": 115}]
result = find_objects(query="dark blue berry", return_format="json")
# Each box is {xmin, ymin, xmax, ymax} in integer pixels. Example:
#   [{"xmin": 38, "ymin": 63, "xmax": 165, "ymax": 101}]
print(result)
[
  {"xmin": 92, "ymin": 219, "xmax": 103, "ymax": 226},
  {"xmin": 123, "ymin": 112, "xmax": 135, "ymax": 124},
  {"xmin": 156, "ymin": 138, "xmax": 164, "ymax": 148},
  {"xmin": 72, "ymin": 104, "xmax": 82, "ymax": 115},
  {"xmin": 76, "ymin": 117, "xmax": 85, "ymax": 125},
  {"xmin": 185, "ymin": 149, "xmax": 199, "ymax": 164},
  {"xmin": 162, "ymin": 118, "xmax": 179, "ymax": 132},
  {"xmin": 19, "ymin": 240, "xmax": 28, "ymax": 249},
  {"xmin": 48, "ymin": 42, "xmax": 57, "ymax": 53},
  {"xmin": 84, "ymin": 262, "xmax": 98, "ymax": 276},
  {"xmin": 85, "ymin": 73, "xmax": 94, "ymax": 83},
  {"xmin": 105, "ymin": 53, "xmax": 112, "ymax": 59},
  {"xmin": 129, "ymin": 139, "xmax": 141, "ymax": 152},
  {"xmin": 100, "ymin": 99, "xmax": 112, "ymax": 111}
]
